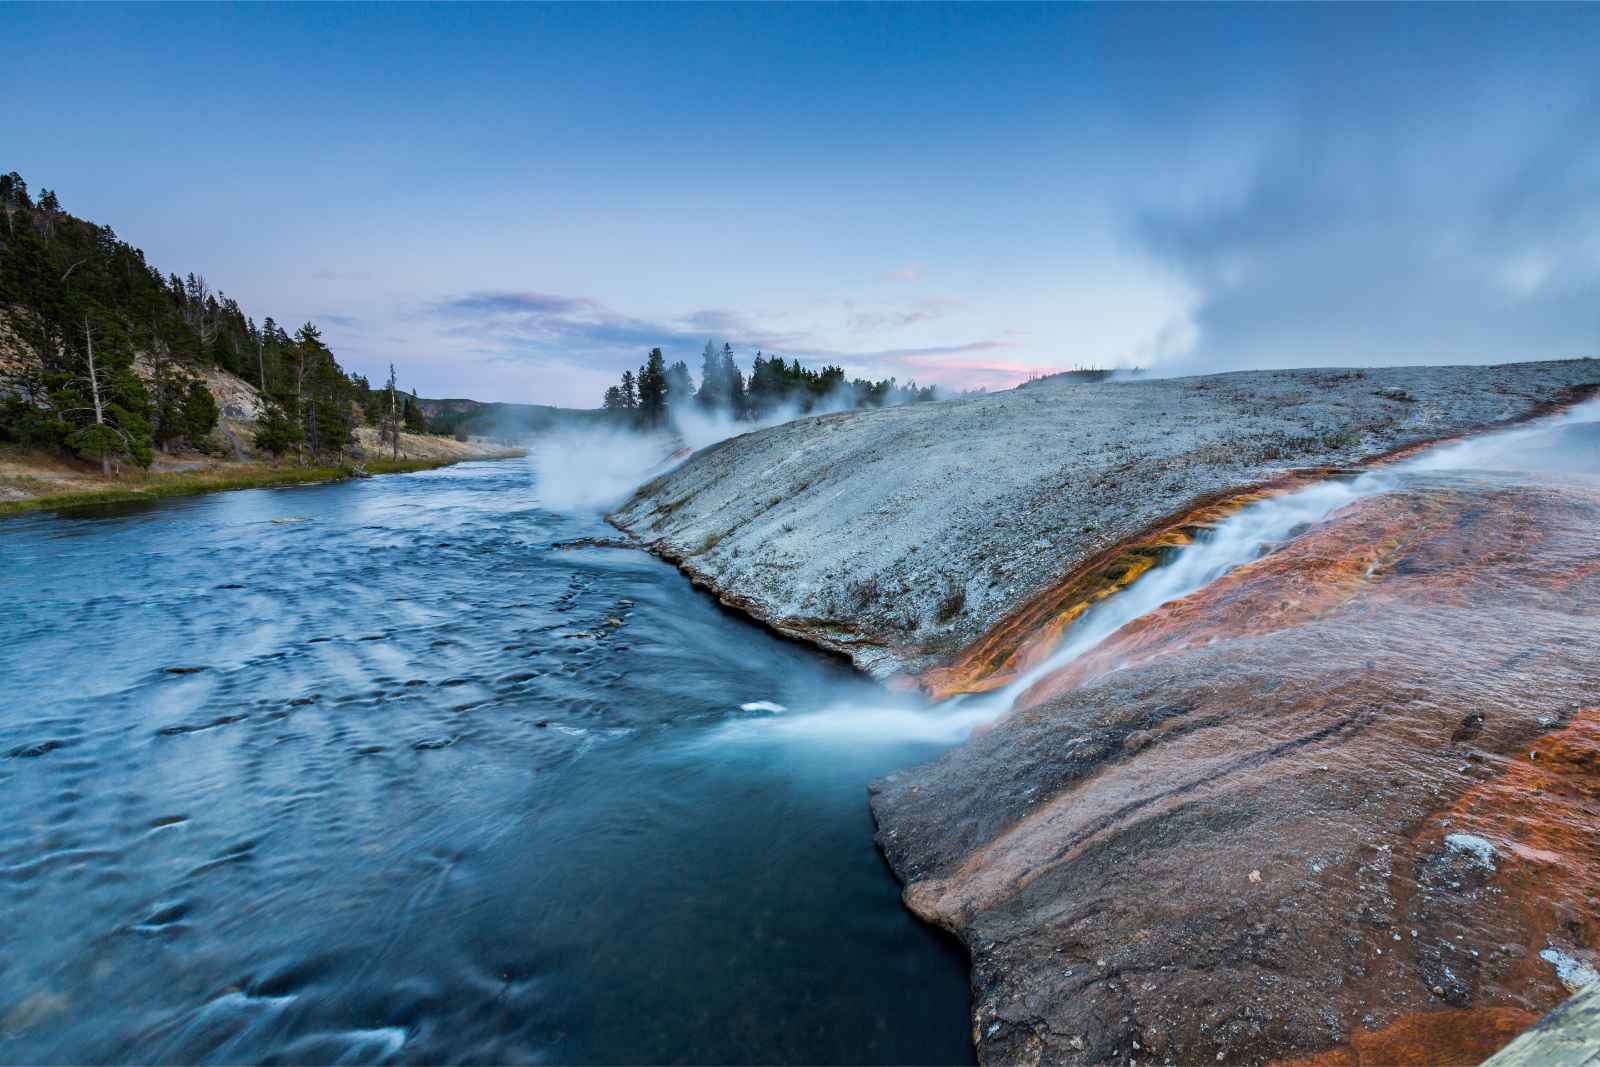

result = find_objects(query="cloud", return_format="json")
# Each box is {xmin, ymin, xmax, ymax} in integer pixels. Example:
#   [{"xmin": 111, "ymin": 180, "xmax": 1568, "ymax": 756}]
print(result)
[
  {"xmin": 847, "ymin": 296, "xmax": 961, "ymax": 335},
  {"xmin": 423, "ymin": 290, "xmax": 812, "ymax": 375},
  {"xmin": 318, "ymin": 312, "xmax": 362, "ymax": 329},
  {"xmin": 881, "ymin": 261, "xmax": 925, "ymax": 282},
  {"xmin": 837, "ymin": 340, "xmax": 1036, "ymax": 389},
  {"xmin": 422, "ymin": 292, "xmax": 1040, "ymax": 397},
  {"xmin": 1129, "ymin": 93, "xmax": 1600, "ymax": 371},
  {"xmin": 433, "ymin": 291, "xmax": 596, "ymax": 318}
]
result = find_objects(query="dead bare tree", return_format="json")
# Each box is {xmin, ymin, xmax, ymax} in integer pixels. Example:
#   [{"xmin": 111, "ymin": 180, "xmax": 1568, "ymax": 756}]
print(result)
[
  {"xmin": 294, "ymin": 344, "xmax": 307, "ymax": 466},
  {"xmin": 74, "ymin": 315, "xmax": 130, "ymax": 475},
  {"xmin": 379, "ymin": 363, "xmax": 401, "ymax": 461}
]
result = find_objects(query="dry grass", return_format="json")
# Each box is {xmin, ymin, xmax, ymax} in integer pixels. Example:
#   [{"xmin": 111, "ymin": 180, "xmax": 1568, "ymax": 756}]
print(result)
[{"xmin": 0, "ymin": 452, "xmax": 468, "ymax": 517}]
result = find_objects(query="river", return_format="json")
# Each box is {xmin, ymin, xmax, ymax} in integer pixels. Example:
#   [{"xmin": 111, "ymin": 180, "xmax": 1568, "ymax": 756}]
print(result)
[{"xmin": 0, "ymin": 461, "xmax": 973, "ymax": 1064}]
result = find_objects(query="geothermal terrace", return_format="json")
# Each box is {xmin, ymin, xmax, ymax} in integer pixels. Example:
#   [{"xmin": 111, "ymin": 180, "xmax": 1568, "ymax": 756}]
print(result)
[{"xmin": 613, "ymin": 359, "xmax": 1600, "ymax": 1065}]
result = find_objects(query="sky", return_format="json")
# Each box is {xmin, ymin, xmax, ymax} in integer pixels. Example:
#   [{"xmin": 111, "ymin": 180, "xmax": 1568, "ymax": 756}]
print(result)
[{"xmin": 6, "ymin": 3, "xmax": 1598, "ymax": 407}]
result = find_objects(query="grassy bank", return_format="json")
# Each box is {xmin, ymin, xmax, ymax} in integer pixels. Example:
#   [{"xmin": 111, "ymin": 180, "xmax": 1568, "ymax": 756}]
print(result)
[{"xmin": 0, "ymin": 456, "xmax": 495, "ymax": 518}]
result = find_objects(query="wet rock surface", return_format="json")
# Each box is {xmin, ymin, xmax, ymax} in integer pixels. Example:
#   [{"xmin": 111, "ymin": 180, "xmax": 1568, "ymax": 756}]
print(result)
[
  {"xmin": 870, "ymin": 476, "xmax": 1600, "ymax": 1065},
  {"xmin": 611, "ymin": 361, "xmax": 1599, "ymax": 680}
]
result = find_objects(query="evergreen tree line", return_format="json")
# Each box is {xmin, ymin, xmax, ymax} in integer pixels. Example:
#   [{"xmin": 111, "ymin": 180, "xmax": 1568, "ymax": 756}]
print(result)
[
  {"xmin": 0, "ymin": 170, "xmax": 432, "ymax": 471},
  {"xmin": 602, "ymin": 340, "xmax": 936, "ymax": 426}
]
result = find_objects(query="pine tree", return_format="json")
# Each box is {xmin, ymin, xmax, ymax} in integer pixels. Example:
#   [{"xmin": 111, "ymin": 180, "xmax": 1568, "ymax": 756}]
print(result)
[
  {"xmin": 62, "ymin": 313, "xmax": 153, "ymax": 473},
  {"xmin": 181, "ymin": 379, "xmax": 219, "ymax": 443},
  {"xmin": 665, "ymin": 359, "xmax": 694, "ymax": 411},
  {"xmin": 402, "ymin": 394, "xmax": 427, "ymax": 434},
  {"xmin": 721, "ymin": 343, "xmax": 745, "ymax": 418},
  {"xmin": 697, "ymin": 339, "xmax": 724, "ymax": 411},
  {"xmin": 637, "ymin": 348, "xmax": 667, "ymax": 425},
  {"xmin": 253, "ymin": 399, "xmax": 301, "ymax": 459},
  {"xmin": 747, "ymin": 353, "xmax": 770, "ymax": 416},
  {"xmin": 148, "ymin": 337, "xmax": 183, "ymax": 452},
  {"xmin": 620, "ymin": 370, "xmax": 638, "ymax": 410}
]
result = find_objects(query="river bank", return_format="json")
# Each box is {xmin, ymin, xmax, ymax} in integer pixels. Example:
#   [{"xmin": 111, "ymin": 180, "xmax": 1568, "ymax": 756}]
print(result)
[{"xmin": 0, "ymin": 431, "xmax": 524, "ymax": 517}]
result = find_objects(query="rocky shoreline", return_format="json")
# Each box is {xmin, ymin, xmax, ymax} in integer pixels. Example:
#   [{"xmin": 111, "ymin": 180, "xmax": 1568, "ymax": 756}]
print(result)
[{"xmin": 611, "ymin": 359, "xmax": 1600, "ymax": 1065}]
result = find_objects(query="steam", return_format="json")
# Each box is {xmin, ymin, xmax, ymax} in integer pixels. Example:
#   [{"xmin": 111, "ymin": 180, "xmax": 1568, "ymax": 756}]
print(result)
[
  {"xmin": 529, "ymin": 425, "xmax": 680, "ymax": 511},
  {"xmin": 530, "ymin": 395, "xmax": 874, "ymax": 511}
]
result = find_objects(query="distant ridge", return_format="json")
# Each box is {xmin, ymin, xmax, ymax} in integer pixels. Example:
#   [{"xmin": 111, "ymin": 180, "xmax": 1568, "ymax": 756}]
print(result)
[{"xmin": 415, "ymin": 397, "xmax": 604, "ymax": 441}]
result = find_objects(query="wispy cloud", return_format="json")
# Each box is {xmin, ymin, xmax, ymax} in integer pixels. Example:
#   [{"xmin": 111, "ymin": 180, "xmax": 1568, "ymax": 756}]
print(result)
[
  {"xmin": 420, "ymin": 289, "xmax": 1027, "ymax": 391},
  {"xmin": 424, "ymin": 290, "xmax": 810, "ymax": 374},
  {"xmin": 847, "ymin": 296, "xmax": 961, "ymax": 335},
  {"xmin": 859, "ymin": 341, "xmax": 1035, "ymax": 388},
  {"xmin": 881, "ymin": 262, "xmax": 925, "ymax": 282}
]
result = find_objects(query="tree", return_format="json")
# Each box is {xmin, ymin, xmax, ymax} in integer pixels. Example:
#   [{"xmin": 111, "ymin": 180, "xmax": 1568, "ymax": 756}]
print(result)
[
  {"xmin": 697, "ymin": 339, "xmax": 724, "ymax": 412},
  {"xmin": 620, "ymin": 370, "xmax": 638, "ymax": 410},
  {"xmin": 637, "ymin": 348, "xmax": 667, "ymax": 425},
  {"xmin": 402, "ymin": 393, "xmax": 427, "ymax": 434},
  {"xmin": 253, "ymin": 399, "xmax": 301, "ymax": 459},
  {"xmin": 0, "ymin": 171, "xmax": 28, "ymax": 236},
  {"xmin": 181, "ymin": 379, "xmax": 219, "ymax": 443},
  {"xmin": 148, "ymin": 336, "xmax": 183, "ymax": 453},
  {"xmin": 746, "ymin": 352, "xmax": 772, "ymax": 416},
  {"xmin": 665, "ymin": 359, "xmax": 694, "ymax": 411},
  {"xmin": 290, "ymin": 324, "xmax": 356, "ymax": 461},
  {"xmin": 36, "ymin": 189, "xmax": 60, "ymax": 241},
  {"xmin": 602, "ymin": 385, "xmax": 625, "ymax": 411},
  {"xmin": 379, "ymin": 362, "xmax": 401, "ymax": 459},
  {"xmin": 0, "ymin": 170, "xmax": 367, "ymax": 466},
  {"xmin": 721, "ymin": 343, "xmax": 745, "ymax": 417},
  {"xmin": 63, "ymin": 314, "xmax": 152, "ymax": 474}
]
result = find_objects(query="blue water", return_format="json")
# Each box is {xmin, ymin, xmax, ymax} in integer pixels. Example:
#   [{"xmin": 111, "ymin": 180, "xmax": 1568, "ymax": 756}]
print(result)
[{"xmin": 0, "ymin": 461, "xmax": 972, "ymax": 1064}]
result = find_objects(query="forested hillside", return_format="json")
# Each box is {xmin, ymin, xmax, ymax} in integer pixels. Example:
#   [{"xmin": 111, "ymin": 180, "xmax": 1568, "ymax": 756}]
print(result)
[{"xmin": 0, "ymin": 171, "xmax": 420, "ymax": 472}]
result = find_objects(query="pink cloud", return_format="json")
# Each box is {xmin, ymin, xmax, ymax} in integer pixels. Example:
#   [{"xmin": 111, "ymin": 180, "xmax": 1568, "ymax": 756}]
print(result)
[
  {"xmin": 849, "ymin": 340, "xmax": 1057, "ymax": 391},
  {"xmin": 880, "ymin": 261, "xmax": 925, "ymax": 282}
]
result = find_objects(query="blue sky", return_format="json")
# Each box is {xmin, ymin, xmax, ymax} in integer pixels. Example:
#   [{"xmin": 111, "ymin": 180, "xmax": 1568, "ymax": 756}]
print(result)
[{"xmin": 6, "ymin": 3, "xmax": 1598, "ymax": 406}]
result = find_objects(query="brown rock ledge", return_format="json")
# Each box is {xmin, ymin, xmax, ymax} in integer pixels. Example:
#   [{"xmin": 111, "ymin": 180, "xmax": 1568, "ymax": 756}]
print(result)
[{"xmin": 870, "ymin": 477, "xmax": 1600, "ymax": 1064}]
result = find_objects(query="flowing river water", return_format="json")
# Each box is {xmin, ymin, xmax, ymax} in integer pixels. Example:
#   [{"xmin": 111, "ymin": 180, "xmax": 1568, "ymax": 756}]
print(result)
[
  {"xmin": 0, "ymin": 464, "xmax": 971, "ymax": 1064},
  {"xmin": 5, "ymin": 399, "xmax": 1595, "ymax": 1064}
]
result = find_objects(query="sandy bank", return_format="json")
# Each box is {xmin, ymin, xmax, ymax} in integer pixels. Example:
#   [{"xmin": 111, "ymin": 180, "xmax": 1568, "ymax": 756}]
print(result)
[{"xmin": 0, "ymin": 430, "xmax": 521, "ymax": 516}]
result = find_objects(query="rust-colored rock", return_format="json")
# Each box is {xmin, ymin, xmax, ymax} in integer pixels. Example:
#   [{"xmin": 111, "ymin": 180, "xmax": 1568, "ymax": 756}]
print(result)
[
  {"xmin": 871, "ymin": 474, "xmax": 1600, "ymax": 1064},
  {"xmin": 919, "ymin": 480, "xmax": 1310, "ymax": 700},
  {"xmin": 1274, "ymin": 1008, "xmax": 1539, "ymax": 1066}
]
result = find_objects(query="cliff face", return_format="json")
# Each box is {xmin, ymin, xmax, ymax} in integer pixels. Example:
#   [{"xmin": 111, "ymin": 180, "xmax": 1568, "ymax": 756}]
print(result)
[
  {"xmin": 609, "ymin": 360, "xmax": 1599, "ymax": 680},
  {"xmin": 870, "ymin": 473, "xmax": 1600, "ymax": 1064}
]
